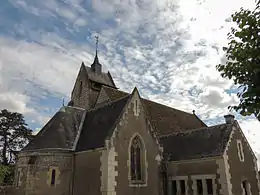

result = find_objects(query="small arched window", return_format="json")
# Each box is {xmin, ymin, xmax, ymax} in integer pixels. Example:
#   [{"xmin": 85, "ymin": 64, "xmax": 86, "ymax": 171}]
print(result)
[
  {"xmin": 130, "ymin": 135, "xmax": 145, "ymax": 183},
  {"xmin": 51, "ymin": 169, "xmax": 56, "ymax": 186}
]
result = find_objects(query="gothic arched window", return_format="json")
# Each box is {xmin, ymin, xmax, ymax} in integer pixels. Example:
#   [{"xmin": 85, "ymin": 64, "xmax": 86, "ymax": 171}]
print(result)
[{"xmin": 130, "ymin": 135, "xmax": 145, "ymax": 183}]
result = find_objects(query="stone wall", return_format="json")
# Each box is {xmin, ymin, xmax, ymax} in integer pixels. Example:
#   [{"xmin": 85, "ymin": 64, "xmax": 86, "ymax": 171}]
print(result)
[
  {"xmin": 71, "ymin": 64, "xmax": 92, "ymax": 109},
  {"xmin": 110, "ymin": 89, "xmax": 161, "ymax": 195},
  {"xmin": 225, "ymin": 125, "xmax": 260, "ymax": 195},
  {"xmin": 15, "ymin": 150, "xmax": 73, "ymax": 195},
  {"xmin": 73, "ymin": 149, "xmax": 102, "ymax": 195}
]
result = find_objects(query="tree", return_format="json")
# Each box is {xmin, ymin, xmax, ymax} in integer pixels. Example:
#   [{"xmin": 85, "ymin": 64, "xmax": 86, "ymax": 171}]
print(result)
[
  {"xmin": 0, "ymin": 109, "xmax": 33, "ymax": 165},
  {"xmin": 216, "ymin": 0, "xmax": 260, "ymax": 120}
]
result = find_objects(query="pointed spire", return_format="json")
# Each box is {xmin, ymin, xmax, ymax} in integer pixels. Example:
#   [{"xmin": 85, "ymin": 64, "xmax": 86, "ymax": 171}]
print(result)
[
  {"xmin": 91, "ymin": 35, "xmax": 102, "ymax": 73},
  {"xmin": 93, "ymin": 35, "xmax": 100, "ymax": 64}
]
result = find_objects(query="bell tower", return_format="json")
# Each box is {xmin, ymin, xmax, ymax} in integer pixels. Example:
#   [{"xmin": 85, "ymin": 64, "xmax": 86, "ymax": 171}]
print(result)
[{"xmin": 68, "ymin": 36, "xmax": 117, "ymax": 110}]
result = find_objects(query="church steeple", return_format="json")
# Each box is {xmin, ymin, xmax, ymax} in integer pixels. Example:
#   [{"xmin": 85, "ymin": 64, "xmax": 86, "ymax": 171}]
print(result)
[{"xmin": 91, "ymin": 35, "xmax": 102, "ymax": 74}]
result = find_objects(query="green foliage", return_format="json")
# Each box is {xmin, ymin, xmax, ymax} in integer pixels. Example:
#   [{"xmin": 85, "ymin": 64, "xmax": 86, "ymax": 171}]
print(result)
[
  {"xmin": 216, "ymin": 1, "xmax": 260, "ymax": 120},
  {"xmin": 0, "ymin": 109, "xmax": 33, "ymax": 165},
  {"xmin": 0, "ymin": 165, "xmax": 15, "ymax": 186}
]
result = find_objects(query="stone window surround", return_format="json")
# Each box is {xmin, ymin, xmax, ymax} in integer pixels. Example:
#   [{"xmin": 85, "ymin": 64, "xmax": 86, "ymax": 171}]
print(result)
[
  {"xmin": 47, "ymin": 166, "xmax": 60, "ymax": 187},
  {"xmin": 168, "ymin": 176, "xmax": 189, "ymax": 195},
  {"xmin": 16, "ymin": 168, "xmax": 22, "ymax": 187},
  {"xmin": 128, "ymin": 133, "xmax": 148, "ymax": 187},
  {"xmin": 191, "ymin": 174, "xmax": 217, "ymax": 195},
  {"xmin": 237, "ymin": 139, "xmax": 245, "ymax": 162}
]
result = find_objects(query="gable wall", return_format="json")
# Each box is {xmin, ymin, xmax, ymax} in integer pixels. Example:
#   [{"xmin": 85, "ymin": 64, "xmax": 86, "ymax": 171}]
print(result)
[
  {"xmin": 71, "ymin": 65, "xmax": 92, "ymax": 109},
  {"xmin": 225, "ymin": 125, "xmax": 260, "ymax": 195},
  {"xmin": 73, "ymin": 150, "xmax": 102, "ymax": 195},
  {"xmin": 110, "ymin": 91, "xmax": 162, "ymax": 195},
  {"xmin": 15, "ymin": 151, "xmax": 73, "ymax": 195},
  {"xmin": 95, "ymin": 87, "xmax": 110, "ymax": 105}
]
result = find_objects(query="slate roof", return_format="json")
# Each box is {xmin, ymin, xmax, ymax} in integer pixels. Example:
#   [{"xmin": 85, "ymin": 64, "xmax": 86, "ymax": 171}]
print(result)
[
  {"xmin": 76, "ymin": 95, "xmax": 130, "ymax": 151},
  {"xmin": 22, "ymin": 107, "xmax": 85, "ymax": 151},
  {"xmin": 84, "ymin": 66, "xmax": 116, "ymax": 88},
  {"xmin": 101, "ymin": 86, "xmax": 207, "ymax": 135},
  {"xmin": 160, "ymin": 124, "xmax": 233, "ymax": 161}
]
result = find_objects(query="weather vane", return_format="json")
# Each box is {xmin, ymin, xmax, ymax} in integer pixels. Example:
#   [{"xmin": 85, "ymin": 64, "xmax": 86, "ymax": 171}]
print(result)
[{"xmin": 95, "ymin": 35, "xmax": 99, "ymax": 54}]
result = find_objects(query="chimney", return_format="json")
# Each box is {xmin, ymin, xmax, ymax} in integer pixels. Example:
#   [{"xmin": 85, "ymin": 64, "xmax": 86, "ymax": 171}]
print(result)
[{"xmin": 224, "ymin": 114, "xmax": 235, "ymax": 124}]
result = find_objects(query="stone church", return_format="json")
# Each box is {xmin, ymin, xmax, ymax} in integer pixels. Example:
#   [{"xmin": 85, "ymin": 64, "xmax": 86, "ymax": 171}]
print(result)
[{"xmin": 13, "ymin": 52, "xmax": 260, "ymax": 195}]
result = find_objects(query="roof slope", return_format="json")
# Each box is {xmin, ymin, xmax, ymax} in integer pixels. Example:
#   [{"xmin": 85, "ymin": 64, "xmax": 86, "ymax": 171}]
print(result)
[
  {"xmin": 22, "ymin": 107, "xmax": 85, "ymax": 151},
  {"xmin": 76, "ymin": 95, "xmax": 130, "ymax": 152},
  {"xmin": 85, "ymin": 66, "xmax": 116, "ymax": 88},
  {"xmin": 160, "ymin": 124, "xmax": 233, "ymax": 161},
  {"xmin": 101, "ymin": 86, "xmax": 207, "ymax": 135}
]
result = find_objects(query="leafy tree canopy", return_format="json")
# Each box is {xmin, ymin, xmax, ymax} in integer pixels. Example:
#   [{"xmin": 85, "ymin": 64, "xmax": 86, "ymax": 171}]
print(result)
[
  {"xmin": 0, "ymin": 109, "xmax": 33, "ymax": 165},
  {"xmin": 216, "ymin": 1, "xmax": 260, "ymax": 120}
]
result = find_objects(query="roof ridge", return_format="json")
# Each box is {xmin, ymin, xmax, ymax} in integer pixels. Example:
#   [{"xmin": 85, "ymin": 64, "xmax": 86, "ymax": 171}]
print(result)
[
  {"xmin": 64, "ymin": 106, "xmax": 86, "ymax": 111},
  {"xmin": 102, "ymin": 86, "xmax": 205, "ymax": 120},
  {"xmin": 102, "ymin": 85, "xmax": 128, "ymax": 95},
  {"xmin": 159, "ymin": 123, "xmax": 230, "ymax": 138},
  {"xmin": 143, "ymin": 98, "xmax": 196, "ymax": 117},
  {"xmin": 88, "ymin": 94, "xmax": 131, "ymax": 113}
]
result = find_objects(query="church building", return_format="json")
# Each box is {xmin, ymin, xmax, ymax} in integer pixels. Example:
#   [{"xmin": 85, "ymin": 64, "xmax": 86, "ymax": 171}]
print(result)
[{"xmin": 13, "ymin": 50, "xmax": 260, "ymax": 195}]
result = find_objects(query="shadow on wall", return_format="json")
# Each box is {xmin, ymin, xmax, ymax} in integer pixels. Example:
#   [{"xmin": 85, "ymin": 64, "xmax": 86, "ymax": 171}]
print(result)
[{"xmin": 0, "ymin": 186, "xmax": 15, "ymax": 195}]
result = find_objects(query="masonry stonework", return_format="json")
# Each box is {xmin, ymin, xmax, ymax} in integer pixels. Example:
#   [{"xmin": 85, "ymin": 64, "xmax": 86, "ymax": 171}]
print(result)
[
  {"xmin": 111, "ymin": 90, "xmax": 161, "ymax": 195},
  {"xmin": 15, "ymin": 151, "xmax": 73, "ymax": 195},
  {"xmin": 225, "ymin": 126, "xmax": 260, "ymax": 195},
  {"xmin": 73, "ymin": 150, "xmax": 102, "ymax": 195}
]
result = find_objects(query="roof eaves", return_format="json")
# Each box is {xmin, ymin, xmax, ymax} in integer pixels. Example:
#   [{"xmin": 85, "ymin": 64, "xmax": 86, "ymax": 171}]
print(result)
[{"xmin": 107, "ymin": 71, "xmax": 117, "ymax": 88}]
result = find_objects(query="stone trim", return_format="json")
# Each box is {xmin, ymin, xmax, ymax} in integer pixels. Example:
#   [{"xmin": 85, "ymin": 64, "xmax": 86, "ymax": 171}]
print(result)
[
  {"xmin": 19, "ymin": 150, "xmax": 73, "ymax": 157},
  {"xmin": 47, "ymin": 166, "xmax": 60, "ymax": 187},
  {"xmin": 191, "ymin": 174, "xmax": 217, "ymax": 195},
  {"xmin": 170, "ymin": 156, "xmax": 221, "ymax": 164},
  {"xmin": 15, "ymin": 168, "xmax": 22, "ymax": 187},
  {"xmin": 234, "ymin": 121, "xmax": 258, "ymax": 161},
  {"xmin": 75, "ymin": 147, "xmax": 105, "ymax": 154},
  {"xmin": 253, "ymin": 157, "xmax": 260, "ymax": 194},
  {"xmin": 132, "ymin": 90, "xmax": 141, "ymax": 117},
  {"xmin": 127, "ymin": 133, "xmax": 148, "ymax": 187},
  {"xmin": 223, "ymin": 126, "xmax": 235, "ymax": 155},
  {"xmin": 100, "ymin": 147, "xmax": 118, "ymax": 195},
  {"xmin": 236, "ymin": 139, "xmax": 245, "ymax": 162},
  {"xmin": 216, "ymin": 159, "xmax": 226, "ymax": 195},
  {"xmin": 223, "ymin": 154, "xmax": 233, "ymax": 195}
]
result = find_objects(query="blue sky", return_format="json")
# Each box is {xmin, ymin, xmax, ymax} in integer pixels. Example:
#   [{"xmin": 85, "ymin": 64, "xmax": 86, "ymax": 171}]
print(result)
[{"xmin": 0, "ymin": 0, "xmax": 259, "ymax": 161}]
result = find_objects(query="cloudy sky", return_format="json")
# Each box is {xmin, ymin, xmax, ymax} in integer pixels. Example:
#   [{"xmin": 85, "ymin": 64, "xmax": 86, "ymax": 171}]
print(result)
[{"xmin": 0, "ymin": 0, "xmax": 259, "ymax": 161}]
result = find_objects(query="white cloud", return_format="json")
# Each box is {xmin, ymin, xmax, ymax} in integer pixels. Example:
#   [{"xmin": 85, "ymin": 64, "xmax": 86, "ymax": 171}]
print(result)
[
  {"xmin": 0, "ymin": 92, "xmax": 33, "ymax": 114},
  {"xmin": 1, "ymin": 0, "xmax": 260, "ymax": 165}
]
